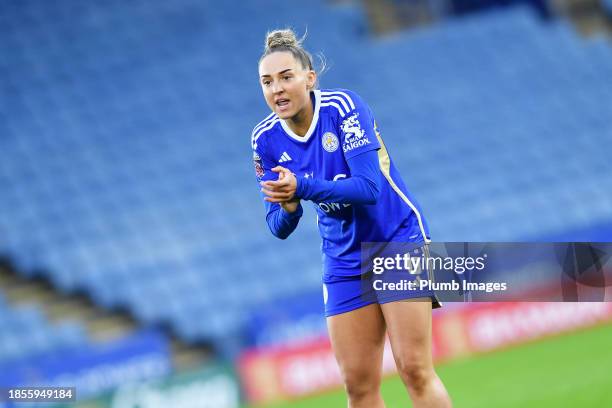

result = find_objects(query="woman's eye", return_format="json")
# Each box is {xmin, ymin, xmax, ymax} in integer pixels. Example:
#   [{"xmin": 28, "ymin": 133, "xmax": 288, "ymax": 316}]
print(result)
[{"xmin": 283, "ymin": 76, "xmax": 291, "ymax": 81}]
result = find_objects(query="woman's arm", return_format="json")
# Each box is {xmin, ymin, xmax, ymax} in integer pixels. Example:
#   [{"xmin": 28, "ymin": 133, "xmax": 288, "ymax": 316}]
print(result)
[
  {"xmin": 254, "ymin": 146, "xmax": 302, "ymax": 239},
  {"xmin": 295, "ymin": 149, "xmax": 381, "ymax": 204},
  {"xmin": 261, "ymin": 149, "xmax": 381, "ymax": 205},
  {"xmin": 264, "ymin": 197, "xmax": 303, "ymax": 239}
]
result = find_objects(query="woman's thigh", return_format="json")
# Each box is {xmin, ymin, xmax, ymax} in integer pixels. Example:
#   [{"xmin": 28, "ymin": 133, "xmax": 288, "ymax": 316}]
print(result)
[
  {"xmin": 380, "ymin": 298, "xmax": 433, "ymax": 369},
  {"xmin": 326, "ymin": 303, "xmax": 387, "ymax": 382}
]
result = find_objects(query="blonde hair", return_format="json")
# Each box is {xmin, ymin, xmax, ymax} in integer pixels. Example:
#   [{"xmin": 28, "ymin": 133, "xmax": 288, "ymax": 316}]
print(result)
[{"xmin": 259, "ymin": 28, "xmax": 326, "ymax": 79}]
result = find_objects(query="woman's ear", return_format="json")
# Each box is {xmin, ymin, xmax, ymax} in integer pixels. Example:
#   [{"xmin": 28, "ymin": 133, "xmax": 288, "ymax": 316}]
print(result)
[{"xmin": 306, "ymin": 70, "xmax": 317, "ymax": 90}]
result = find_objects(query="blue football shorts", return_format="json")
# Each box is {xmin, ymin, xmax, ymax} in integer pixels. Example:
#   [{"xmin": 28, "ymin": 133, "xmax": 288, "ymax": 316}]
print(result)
[{"xmin": 322, "ymin": 238, "xmax": 442, "ymax": 317}]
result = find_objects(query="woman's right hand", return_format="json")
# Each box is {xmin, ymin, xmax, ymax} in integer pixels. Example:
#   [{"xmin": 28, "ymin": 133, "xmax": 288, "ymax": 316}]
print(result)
[
  {"xmin": 262, "ymin": 165, "xmax": 301, "ymax": 213},
  {"xmin": 276, "ymin": 167, "xmax": 300, "ymax": 213}
]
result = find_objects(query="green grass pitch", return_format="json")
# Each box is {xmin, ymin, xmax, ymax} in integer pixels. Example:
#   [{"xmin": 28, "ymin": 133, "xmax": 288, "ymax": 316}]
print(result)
[{"xmin": 252, "ymin": 323, "xmax": 612, "ymax": 408}]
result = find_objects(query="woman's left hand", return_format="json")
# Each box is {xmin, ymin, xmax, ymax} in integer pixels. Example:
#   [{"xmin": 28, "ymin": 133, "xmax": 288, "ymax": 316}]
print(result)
[{"xmin": 261, "ymin": 166, "xmax": 297, "ymax": 203}]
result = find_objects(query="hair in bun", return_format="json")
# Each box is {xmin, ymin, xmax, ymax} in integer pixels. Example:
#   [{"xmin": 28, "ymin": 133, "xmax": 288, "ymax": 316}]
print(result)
[
  {"xmin": 260, "ymin": 28, "xmax": 313, "ymax": 71},
  {"xmin": 265, "ymin": 29, "xmax": 300, "ymax": 50}
]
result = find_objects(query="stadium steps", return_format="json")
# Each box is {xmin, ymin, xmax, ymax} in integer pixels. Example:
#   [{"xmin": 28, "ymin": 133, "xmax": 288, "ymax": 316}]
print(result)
[
  {"xmin": 0, "ymin": 262, "xmax": 132, "ymax": 342},
  {"xmin": 552, "ymin": 0, "xmax": 612, "ymax": 35},
  {"xmin": 0, "ymin": 260, "xmax": 210, "ymax": 370},
  {"xmin": 363, "ymin": 0, "xmax": 437, "ymax": 34},
  {"xmin": 573, "ymin": 11, "xmax": 612, "ymax": 35}
]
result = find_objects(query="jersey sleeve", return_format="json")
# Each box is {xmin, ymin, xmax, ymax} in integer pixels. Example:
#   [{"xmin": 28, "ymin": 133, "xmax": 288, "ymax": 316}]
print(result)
[
  {"xmin": 339, "ymin": 91, "xmax": 381, "ymax": 160},
  {"xmin": 295, "ymin": 149, "xmax": 381, "ymax": 204},
  {"xmin": 252, "ymin": 133, "xmax": 302, "ymax": 239}
]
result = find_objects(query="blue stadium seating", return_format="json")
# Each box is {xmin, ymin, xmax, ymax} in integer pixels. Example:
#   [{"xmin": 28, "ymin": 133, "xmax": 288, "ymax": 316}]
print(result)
[
  {"xmin": 1, "ymin": 1, "xmax": 611, "ymax": 354},
  {"xmin": 0, "ymin": 292, "xmax": 88, "ymax": 363}
]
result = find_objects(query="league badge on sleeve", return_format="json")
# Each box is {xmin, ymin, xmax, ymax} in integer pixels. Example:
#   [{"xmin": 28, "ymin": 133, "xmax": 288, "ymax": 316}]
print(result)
[{"xmin": 253, "ymin": 151, "xmax": 265, "ymax": 180}]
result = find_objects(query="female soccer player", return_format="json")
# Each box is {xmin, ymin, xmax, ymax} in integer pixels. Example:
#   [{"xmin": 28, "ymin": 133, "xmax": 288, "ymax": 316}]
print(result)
[{"xmin": 252, "ymin": 29, "xmax": 452, "ymax": 408}]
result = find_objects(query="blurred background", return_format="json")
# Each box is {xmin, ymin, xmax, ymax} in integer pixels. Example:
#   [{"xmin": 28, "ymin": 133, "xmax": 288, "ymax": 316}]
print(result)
[{"xmin": 1, "ymin": 0, "xmax": 612, "ymax": 407}]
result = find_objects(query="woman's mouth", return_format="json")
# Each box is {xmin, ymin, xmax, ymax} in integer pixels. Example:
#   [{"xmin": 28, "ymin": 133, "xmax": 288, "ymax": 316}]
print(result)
[{"xmin": 276, "ymin": 99, "xmax": 290, "ymax": 112}]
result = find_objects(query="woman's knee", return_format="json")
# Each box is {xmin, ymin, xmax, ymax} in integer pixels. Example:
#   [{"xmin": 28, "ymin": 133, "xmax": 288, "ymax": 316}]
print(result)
[
  {"xmin": 395, "ymin": 356, "xmax": 433, "ymax": 396},
  {"xmin": 341, "ymin": 365, "xmax": 381, "ymax": 401}
]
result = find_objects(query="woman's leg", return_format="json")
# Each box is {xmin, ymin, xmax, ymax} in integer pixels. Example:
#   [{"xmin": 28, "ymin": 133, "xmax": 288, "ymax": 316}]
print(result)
[
  {"xmin": 327, "ymin": 303, "xmax": 387, "ymax": 408},
  {"xmin": 380, "ymin": 299, "xmax": 452, "ymax": 407}
]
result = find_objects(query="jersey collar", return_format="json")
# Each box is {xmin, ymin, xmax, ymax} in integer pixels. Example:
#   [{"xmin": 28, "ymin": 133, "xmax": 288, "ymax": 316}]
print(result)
[{"xmin": 280, "ymin": 89, "xmax": 321, "ymax": 143}]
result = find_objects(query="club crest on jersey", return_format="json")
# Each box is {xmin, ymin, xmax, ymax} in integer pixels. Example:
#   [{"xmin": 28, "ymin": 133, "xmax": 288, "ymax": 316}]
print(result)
[
  {"xmin": 253, "ymin": 151, "xmax": 265, "ymax": 180},
  {"xmin": 322, "ymin": 132, "xmax": 339, "ymax": 153},
  {"xmin": 341, "ymin": 112, "xmax": 371, "ymax": 153}
]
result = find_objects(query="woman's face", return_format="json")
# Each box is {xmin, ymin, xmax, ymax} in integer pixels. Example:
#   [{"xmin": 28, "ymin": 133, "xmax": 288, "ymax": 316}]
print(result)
[{"xmin": 259, "ymin": 51, "xmax": 315, "ymax": 120}]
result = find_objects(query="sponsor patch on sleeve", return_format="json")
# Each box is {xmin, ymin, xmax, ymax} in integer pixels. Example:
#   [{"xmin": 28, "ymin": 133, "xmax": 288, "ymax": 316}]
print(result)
[{"xmin": 341, "ymin": 112, "xmax": 372, "ymax": 153}]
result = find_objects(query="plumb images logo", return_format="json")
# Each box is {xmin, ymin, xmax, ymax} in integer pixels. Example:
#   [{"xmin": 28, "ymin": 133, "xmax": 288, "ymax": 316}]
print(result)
[{"xmin": 555, "ymin": 243, "xmax": 612, "ymax": 301}]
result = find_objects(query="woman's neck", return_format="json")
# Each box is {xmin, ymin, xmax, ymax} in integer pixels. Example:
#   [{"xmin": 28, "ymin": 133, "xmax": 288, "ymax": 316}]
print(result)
[{"xmin": 285, "ymin": 93, "xmax": 314, "ymax": 137}]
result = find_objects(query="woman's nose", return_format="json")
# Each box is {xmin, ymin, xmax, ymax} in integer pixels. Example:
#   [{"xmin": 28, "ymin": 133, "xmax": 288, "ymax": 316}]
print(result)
[{"xmin": 271, "ymin": 81, "xmax": 283, "ymax": 93}]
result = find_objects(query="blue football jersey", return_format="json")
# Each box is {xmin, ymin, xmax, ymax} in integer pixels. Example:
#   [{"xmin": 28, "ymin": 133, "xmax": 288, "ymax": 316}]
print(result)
[{"xmin": 252, "ymin": 89, "xmax": 430, "ymax": 277}]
